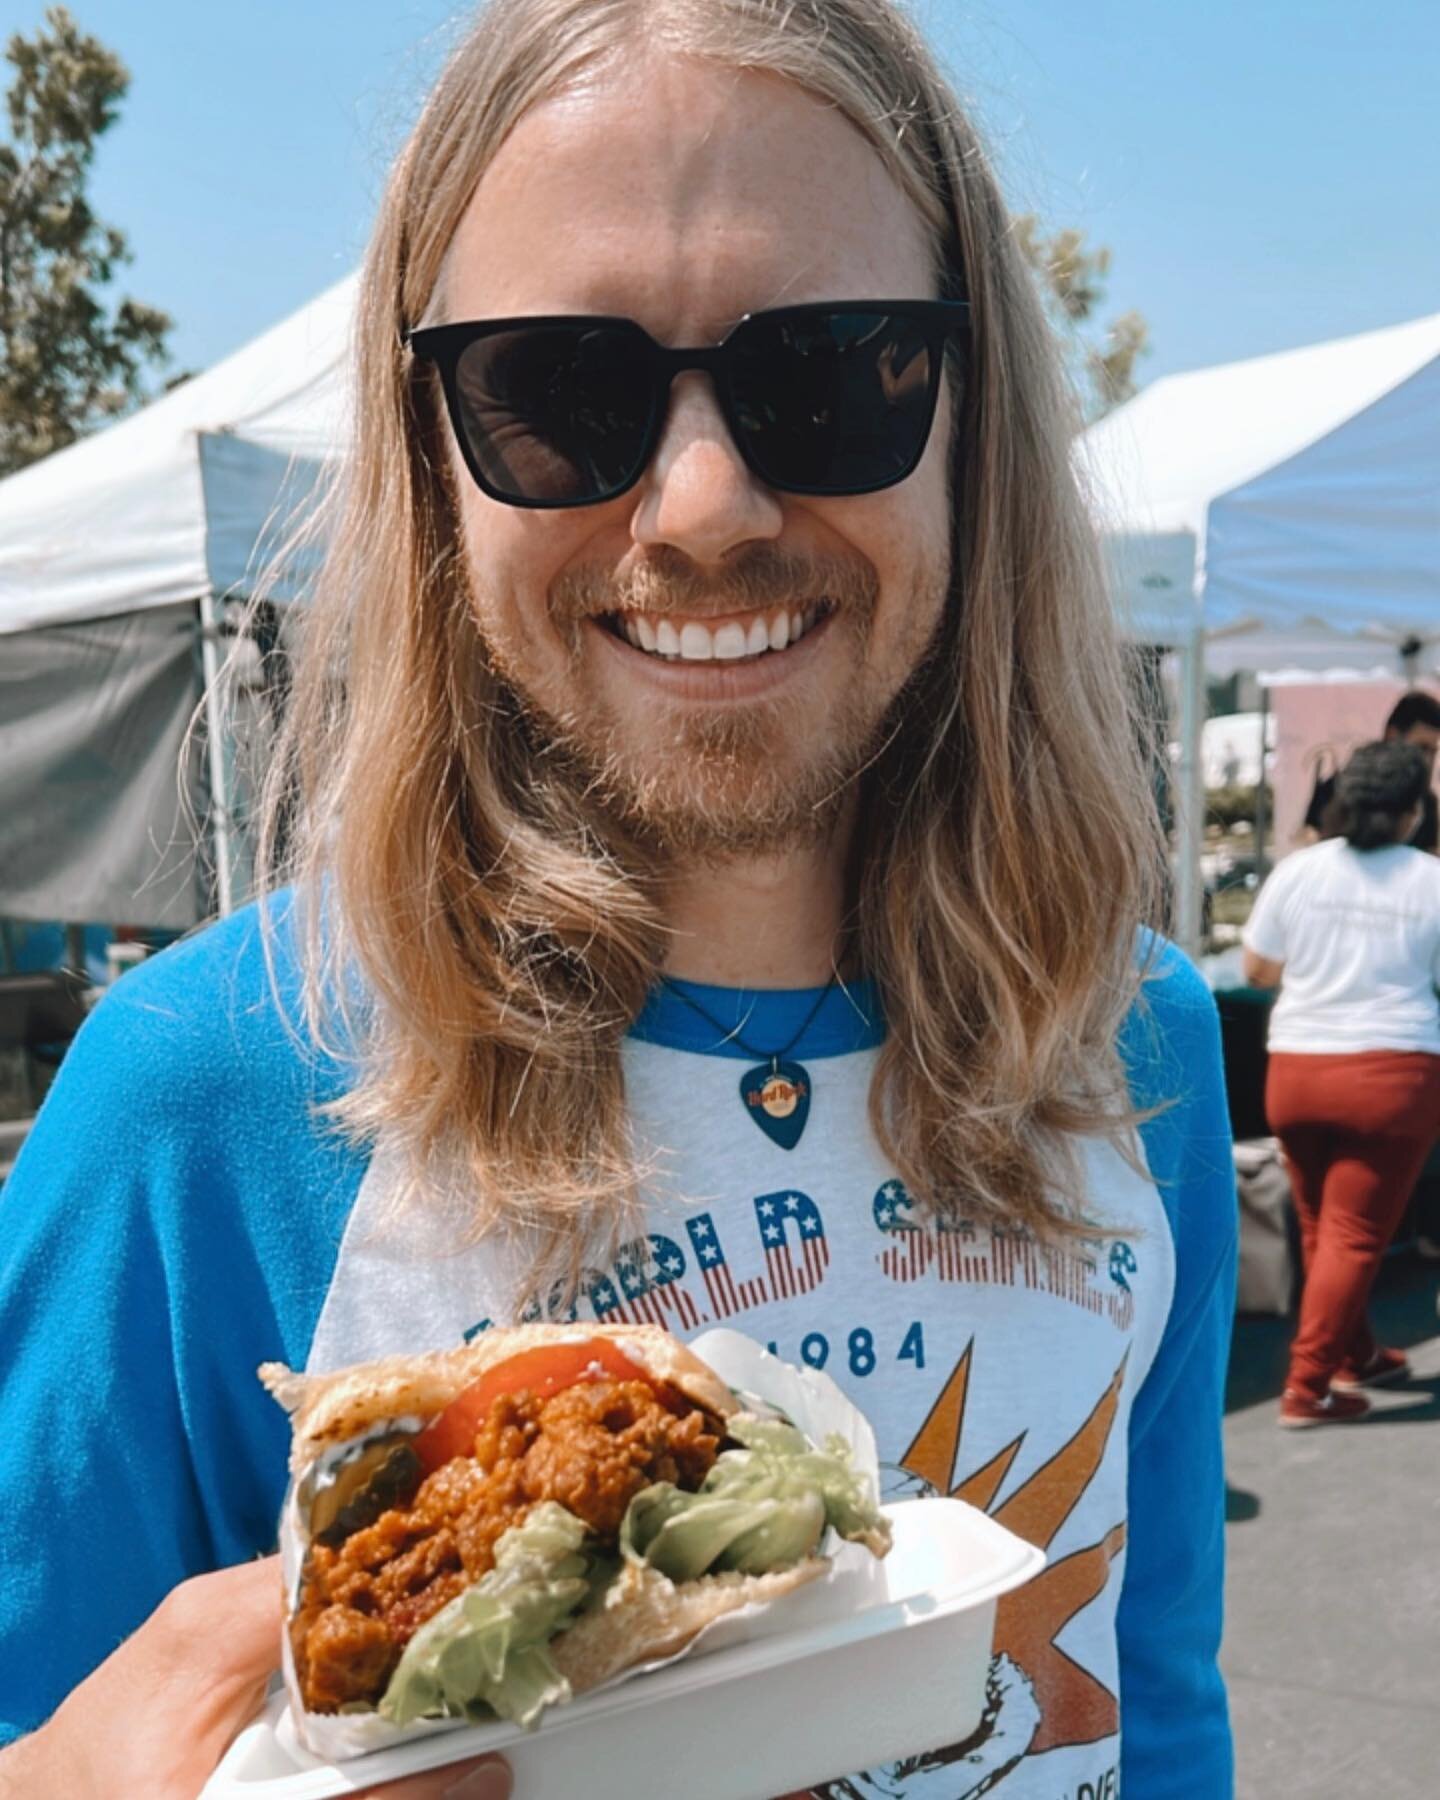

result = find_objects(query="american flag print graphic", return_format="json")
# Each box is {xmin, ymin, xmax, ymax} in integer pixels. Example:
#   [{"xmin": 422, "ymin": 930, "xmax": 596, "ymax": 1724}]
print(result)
[
  {"xmin": 873, "ymin": 1178, "xmax": 1139, "ymax": 1325},
  {"xmin": 586, "ymin": 1233, "xmax": 701, "ymax": 1330},
  {"xmin": 685, "ymin": 1212, "xmax": 768, "ymax": 1320},
  {"xmin": 755, "ymin": 1190, "xmax": 829, "ymax": 1299},
  {"xmin": 874, "ymin": 1179, "xmax": 933, "ymax": 1282}
]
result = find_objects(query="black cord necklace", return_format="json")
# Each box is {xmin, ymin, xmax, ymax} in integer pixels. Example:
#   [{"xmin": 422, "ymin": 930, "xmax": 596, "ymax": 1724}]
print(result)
[{"xmin": 659, "ymin": 972, "xmax": 840, "ymax": 1151}]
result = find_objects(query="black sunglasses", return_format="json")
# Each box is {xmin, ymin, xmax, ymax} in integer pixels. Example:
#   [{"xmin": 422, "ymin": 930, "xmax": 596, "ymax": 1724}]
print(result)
[{"xmin": 407, "ymin": 299, "xmax": 970, "ymax": 509}]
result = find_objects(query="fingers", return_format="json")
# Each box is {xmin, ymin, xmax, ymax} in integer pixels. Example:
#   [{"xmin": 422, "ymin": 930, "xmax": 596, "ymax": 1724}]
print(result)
[{"xmin": 356, "ymin": 1754, "xmax": 513, "ymax": 1799}]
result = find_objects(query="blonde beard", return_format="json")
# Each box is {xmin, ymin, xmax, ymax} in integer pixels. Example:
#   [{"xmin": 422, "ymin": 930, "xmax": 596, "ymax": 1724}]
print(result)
[
  {"xmin": 578, "ymin": 697, "xmax": 882, "ymax": 857},
  {"xmin": 500, "ymin": 669, "xmax": 888, "ymax": 858}
]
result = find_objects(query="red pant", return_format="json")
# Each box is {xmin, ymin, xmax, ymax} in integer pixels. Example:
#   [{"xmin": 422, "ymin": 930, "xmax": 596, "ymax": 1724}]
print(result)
[{"xmin": 1265, "ymin": 1050, "xmax": 1440, "ymax": 1399}]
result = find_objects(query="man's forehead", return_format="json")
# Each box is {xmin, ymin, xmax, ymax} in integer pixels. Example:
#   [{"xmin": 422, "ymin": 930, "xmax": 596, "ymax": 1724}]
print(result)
[{"xmin": 441, "ymin": 54, "xmax": 933, "ymax": 332}]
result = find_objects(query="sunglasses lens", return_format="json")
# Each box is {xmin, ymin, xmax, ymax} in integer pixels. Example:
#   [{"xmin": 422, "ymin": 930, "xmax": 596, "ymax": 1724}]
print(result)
[
  {"xmin": 727, "ymin": 309, "xmax": 940, "ymax": 493},
  {"xmin": 452, "ymin": 324, "xmax": 653, "ymax": 504}
]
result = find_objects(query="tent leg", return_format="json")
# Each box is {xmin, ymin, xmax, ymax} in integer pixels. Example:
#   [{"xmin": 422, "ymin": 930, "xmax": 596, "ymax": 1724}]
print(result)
[
  {"xmin": 1255, "ymin": 682, "xmax": 1270, "ymax": 878},
  {"xmin": 1172, "ymin": 625, "xmax": 1206, "ymax": 957},
  {"xmin": 198, "ymin": 589, "xmax": 235, "ymax": 918}
]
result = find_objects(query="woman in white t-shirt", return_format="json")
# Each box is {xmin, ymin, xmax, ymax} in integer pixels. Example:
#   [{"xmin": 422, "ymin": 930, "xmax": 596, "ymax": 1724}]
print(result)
[{"xmin": 1243, "ymin": 740, "xmax": 1440, "ymax": 1429}]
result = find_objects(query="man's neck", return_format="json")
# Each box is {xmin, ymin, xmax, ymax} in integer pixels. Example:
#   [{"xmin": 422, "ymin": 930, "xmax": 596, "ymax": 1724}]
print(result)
[{"xmin": 660, "ymin": 837, "xmax": 852, "ymax": 989}]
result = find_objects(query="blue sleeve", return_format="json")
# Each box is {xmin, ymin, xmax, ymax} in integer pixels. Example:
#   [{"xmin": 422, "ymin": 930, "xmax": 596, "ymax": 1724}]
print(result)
[
  {"xmin": 1117, "ymin": 940, "xmax": 1237, "ymax": 1798},
  {"xmin": 0, "ymin": 899, "xmax": 364, "ymax": 1746}
]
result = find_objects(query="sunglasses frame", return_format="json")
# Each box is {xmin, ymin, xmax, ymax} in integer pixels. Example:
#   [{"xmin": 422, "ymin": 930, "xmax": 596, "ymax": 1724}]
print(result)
[{"xmin": 407, "ymin": 298, "xmax": 972, "ymax": 510}]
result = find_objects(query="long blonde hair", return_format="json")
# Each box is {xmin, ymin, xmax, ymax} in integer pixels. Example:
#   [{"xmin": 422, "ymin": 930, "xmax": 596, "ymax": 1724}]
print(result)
[{"xmin": 259, "ymin": 0, "xmax": 1165, "ymax": 1285}]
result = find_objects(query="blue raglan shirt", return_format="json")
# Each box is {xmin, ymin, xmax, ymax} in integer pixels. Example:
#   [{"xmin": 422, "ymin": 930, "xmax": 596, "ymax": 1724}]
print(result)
[{"xmin": 0, "ymin": 898, "xmax": 1234, "ymax": 1797}]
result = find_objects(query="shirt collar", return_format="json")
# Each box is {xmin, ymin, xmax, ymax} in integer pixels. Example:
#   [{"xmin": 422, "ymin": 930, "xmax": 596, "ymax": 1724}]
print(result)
[{"xmin": 628, "ymin": 975, "xmax": 884, "ymax": 1060}]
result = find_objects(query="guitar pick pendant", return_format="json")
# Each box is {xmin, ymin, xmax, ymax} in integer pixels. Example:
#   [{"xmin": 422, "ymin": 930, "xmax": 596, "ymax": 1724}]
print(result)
[{"xmin": 740, "ymin": 1058, "xmax": 811, "ymax": 1150}]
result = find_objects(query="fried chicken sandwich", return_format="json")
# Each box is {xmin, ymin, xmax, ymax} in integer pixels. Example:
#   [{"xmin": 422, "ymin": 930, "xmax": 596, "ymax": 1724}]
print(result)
[{"xmin": 260, "ymin": 1324, "xmax": 891, "ymax": 1746}]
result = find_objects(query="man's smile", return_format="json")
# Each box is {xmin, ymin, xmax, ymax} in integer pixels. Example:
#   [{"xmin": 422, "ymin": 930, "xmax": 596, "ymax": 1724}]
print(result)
[
  {"xmin": 585, "ymin": 602, "xmax": 837, "ymax": 700},
  {"xmin": 600, "ymin": 602, "xmax": 831, "ymax": 662}
]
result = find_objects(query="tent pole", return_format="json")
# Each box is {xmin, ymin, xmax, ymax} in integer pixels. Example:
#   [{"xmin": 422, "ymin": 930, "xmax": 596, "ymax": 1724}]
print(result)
[
  {"xmin": 198, "ymin": 588, "xmax": 235, "ymax": 917},
  {"xmin": 1173, "ymin": 620, "xmax": 1206, "ymax": 956},
  {"xmin": 1255, "ymin": 681, "xmax": 1270, "ymax": 878}
]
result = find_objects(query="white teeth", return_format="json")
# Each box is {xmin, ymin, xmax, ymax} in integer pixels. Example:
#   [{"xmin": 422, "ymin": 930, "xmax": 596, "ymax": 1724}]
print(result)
[
  {"xmin": 619, "ymin": 603, "xmax": 826, "ymax": 661},
  {"xmin": 712, "ymin": 622, "xmax": 749, "ymax": 660}
]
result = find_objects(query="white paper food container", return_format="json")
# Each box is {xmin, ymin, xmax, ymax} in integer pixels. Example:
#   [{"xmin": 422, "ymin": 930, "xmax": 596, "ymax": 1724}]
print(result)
[{"xmin": 205, "ymin": 1331, "xmax": 1044, "ymax": 1798}]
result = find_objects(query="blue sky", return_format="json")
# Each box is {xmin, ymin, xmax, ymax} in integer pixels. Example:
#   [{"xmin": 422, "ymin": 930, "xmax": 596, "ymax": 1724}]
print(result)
[{"xmin": 5, "ymin": 0, "xmax": 1437, "ymax": 390}]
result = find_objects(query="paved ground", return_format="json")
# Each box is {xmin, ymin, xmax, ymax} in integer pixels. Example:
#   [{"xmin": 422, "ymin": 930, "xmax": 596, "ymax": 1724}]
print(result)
[{"xmin": 1222, "ymin": 1251, "xmax": 1440, "ymax": 1800}]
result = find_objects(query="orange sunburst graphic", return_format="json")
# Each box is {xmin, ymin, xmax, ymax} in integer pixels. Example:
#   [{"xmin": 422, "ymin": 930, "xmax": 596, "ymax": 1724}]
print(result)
[{"xmin": 899, "ymin": 1339, "xmax": 1130, "ymax": 1758}]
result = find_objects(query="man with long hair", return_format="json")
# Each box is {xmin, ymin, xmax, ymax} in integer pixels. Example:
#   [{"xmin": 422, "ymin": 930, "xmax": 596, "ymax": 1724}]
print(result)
[{"xmin": 0, "ymin": 3, "xmax": 1235, "ymax": 1797}]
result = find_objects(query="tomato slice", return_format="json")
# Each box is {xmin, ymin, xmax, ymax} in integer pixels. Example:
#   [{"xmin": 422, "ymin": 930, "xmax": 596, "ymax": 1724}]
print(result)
[{"xmin": 412, "ymin": 1339, "xmax": 655, "ymax": 1471}]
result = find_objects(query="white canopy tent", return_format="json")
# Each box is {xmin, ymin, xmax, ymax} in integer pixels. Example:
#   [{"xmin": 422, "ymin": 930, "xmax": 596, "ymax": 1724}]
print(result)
[
  {"xmin": 1080, "ymin": 310, "xmax": 1440, "ymax": 946},
  {"xmin": 0, "ymin": 273, "xmax": 354, "ymax": 635},
  {"xmin": 0, "ymin": 275, "xmax": 356, "ymax": 924}
]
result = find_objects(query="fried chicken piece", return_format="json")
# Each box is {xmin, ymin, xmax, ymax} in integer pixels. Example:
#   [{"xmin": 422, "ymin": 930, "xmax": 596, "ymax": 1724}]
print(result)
[
  {"xmin": 302, "ymin": 1605, "xmax": 399, "ymax": 1711},
  {"xmin": 520, "ymin": 1378, "xmax": 721, "ymax": 1536}
]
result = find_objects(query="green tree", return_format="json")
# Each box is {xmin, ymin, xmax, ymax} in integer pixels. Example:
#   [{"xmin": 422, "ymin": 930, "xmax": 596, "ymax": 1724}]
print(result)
[
  {"xmin": 0, "ymin": 7, "xmax": 171, "ymax": 475},
  {"xmin": 1014, "ymin": 216, "xmax": 1148, "ymax": 419}
]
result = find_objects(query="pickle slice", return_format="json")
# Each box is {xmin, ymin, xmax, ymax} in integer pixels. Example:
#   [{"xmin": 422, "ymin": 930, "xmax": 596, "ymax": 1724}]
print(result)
[{"xmin": 310, "ymin": 1437, "xmax": 424, "ymax": 1547}]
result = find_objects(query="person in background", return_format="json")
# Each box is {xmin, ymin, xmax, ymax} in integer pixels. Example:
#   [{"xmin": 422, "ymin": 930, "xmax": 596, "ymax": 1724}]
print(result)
[
  {"xmin": 1244, "ymin": 741, "xmax": 1440, "ymax": 1427},
  {"xmin": 1309, "ymin": 695, "xmax": 1440, "ymax": 1259},
  {"xmin": 1302, "ymin": 690, "xmax": 1440, "ymax": 852}
]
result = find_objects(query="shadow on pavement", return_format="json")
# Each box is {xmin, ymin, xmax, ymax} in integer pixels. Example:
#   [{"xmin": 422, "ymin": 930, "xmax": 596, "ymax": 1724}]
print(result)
[
  {"xmin": 1360, "ymin": 1374, "xmax": 1440, "ymax": 1425},
  {"xmin": 1224, "ymin": 1484, "xmax": 1261, "ymax": 1523},
  {"xmin": 1225, "ymin": 1251, "xmax": 1440, "ymax": 1414}
]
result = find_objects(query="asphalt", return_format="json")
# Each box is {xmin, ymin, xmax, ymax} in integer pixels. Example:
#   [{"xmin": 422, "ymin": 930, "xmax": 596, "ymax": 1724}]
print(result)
[{"xmin": 1222, "ymin": 1251, "xmax": 1440, "ymax": 1800}]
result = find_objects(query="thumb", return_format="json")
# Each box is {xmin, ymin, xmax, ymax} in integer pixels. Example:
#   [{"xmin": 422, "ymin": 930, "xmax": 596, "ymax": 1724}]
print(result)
[
  {"xmin": 213, "ymin": 1554, "xmax": 286, "ymax": 1670},
  {"xmin": 140, "ymin": 1556, "xmax": 285, "ymax": 1762}
]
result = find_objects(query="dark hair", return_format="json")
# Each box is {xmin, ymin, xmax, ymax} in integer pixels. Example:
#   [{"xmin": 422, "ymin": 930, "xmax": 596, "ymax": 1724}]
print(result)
[
  {"xmin": 1385, "ymin": 691, "xmax": 1440, "ymax": 737},
  {"xmin": 1323, "ymin": 741, "xmax": 1431, "ymax": 850}
]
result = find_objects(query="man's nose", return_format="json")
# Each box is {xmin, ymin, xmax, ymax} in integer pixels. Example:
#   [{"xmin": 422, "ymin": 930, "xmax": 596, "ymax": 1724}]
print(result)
[{"xmin": 630, "ymin": 373, "xmax": 785, "ymax": 565}]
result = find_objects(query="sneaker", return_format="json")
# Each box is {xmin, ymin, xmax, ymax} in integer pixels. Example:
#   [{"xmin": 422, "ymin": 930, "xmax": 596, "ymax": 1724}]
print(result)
[
  {"xmin": 1332, "ymin": 1347, "xmax": 1411, "ymax": 1391},
  {"xmin": 1278, "ymin": 1389, "xmax": 1372, "ymax": 1429}
]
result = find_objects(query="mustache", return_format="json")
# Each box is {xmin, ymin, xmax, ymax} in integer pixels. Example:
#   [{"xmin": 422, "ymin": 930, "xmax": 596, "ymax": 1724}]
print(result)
[{"xmin": 549, "ymin": 545, "xmax": 880, "ymax": 623}]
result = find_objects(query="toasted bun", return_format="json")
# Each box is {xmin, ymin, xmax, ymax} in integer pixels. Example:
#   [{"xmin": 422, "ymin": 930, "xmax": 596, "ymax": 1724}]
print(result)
[
  {"xmin": 260, "ymin": 1324, "xmax": 738, "ymax": 1476},
  {"xmin": 551, "ymin": 1555, "xmax": 826, "ymax": 1696}
]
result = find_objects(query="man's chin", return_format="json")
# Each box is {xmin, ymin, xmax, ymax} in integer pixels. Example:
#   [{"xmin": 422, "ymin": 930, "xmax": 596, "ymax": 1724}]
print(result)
[
  {"xmin": 486, "ymin": 668, "xmax": 876, "ymax": 858},
  {"xmin": 587, "ymin": 756, "xmax": 855, "ymax": 859}
]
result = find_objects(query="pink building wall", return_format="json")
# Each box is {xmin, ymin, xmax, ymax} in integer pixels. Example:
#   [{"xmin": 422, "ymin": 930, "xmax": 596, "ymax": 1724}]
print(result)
[{"xmin": 1269, "ymin": 681, "xmax": 1440, "ymax": 856}]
